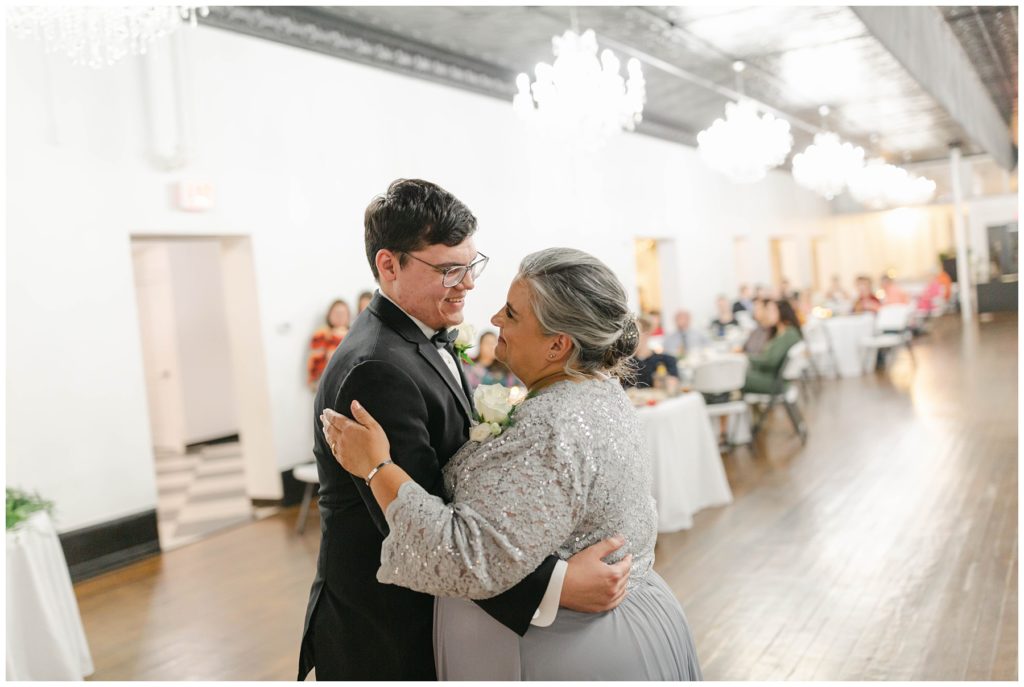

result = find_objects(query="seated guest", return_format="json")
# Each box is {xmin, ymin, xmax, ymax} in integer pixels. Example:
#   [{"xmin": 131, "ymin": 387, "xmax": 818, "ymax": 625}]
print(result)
[
  {"xmin": 710, "ymin": 295, "xmax": 739, "ymax": 337},
  {"xmin": 356, "ymin": 290, "xmax": 374, "ymax": 314},
  {"xmin": 916, "ymin": 275, "xmax": 940, "ymax": 313},
  {"xmin": 852, "ymin": 275, "xmax": 881, "ymax": 313},
  {"xmin": 743, "ymin": 298, "xmax": 773, "ymax": 355},
  {"xmin": 646, "ymin": 310, "xmax": 665, "ymax": 336},
  {"xmin": 937, "ymin": 268, "xmax": 953, "ymax": 300},
  {"xmin": 880, "ymin": 275, "xmax": 910, "ymax": 305},
  {"xmin": 779, "ymin": 278, "xmax": 796, "ymax": 300},
  {"xmin": 307, "ymin": 299, "xmax": 350, "ymax": 390},
  {"xmin": 742, "ymin": 299, "xmax": 803, "ymax": 394},
  {"xmin": 789, "ymin": 291, "xmax": 810, "ymax": 326},
  {"xmin": 825, "ymin": 274, "xmax": 849, "ymax": 302},
  {"xmin": 465, "ymin": 331, "xmax": 520, "ymax": 389},
  {"xmin": 732, "ymin": 284, "xmax": 753, "ymax": 314},
  {"xmin": 663, "ymin": 309, "xmax": 709, "ymax": 358},
  {"xmin": 625, "ymin": 316, "xmax": 679, "ymax": 389}
]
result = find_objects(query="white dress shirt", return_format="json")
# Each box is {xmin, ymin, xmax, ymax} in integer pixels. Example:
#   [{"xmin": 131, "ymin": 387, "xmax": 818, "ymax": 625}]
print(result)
[{"xmin": 378, "ymin": 291, "xmax": 566, "ymax": 626}]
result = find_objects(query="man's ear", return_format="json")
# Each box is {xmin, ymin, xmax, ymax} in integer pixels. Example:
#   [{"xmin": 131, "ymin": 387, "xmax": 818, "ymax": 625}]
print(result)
[{"xmin": 376, "ymin": 249, "xmax": 399, "ymax": 283}]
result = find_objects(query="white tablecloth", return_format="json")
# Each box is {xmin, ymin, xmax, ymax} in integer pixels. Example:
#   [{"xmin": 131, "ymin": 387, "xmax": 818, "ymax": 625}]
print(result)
[
  {"xmin": 6, "ymin": 511, "xmax": 94, "ymax": 681},
  {"xmin": 636, "ymin": 392, "xmax": 733, "ymax": 533},
  {"xmin": 821, "ymin": 314, "xmax": 876, "ymax": 377}
]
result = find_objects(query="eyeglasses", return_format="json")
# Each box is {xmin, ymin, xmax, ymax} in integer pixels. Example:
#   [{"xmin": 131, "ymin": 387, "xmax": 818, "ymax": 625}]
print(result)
[{"xmin": 401, "ymin": 251, "xmax": 489, "ymax": 288}]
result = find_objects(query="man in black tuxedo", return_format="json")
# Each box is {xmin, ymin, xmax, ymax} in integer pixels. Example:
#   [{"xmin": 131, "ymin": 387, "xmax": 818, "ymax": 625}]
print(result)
[{"xmin": 298, "ymin": 179, "xmax": 631, "ymax": 680}]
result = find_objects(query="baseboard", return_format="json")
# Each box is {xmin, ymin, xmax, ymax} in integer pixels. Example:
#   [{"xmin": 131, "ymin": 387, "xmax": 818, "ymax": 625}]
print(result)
[
  {"xmin": 185, "ymin": 433, "xmax": 240, "ymax": 451},
  {"xmin": 60, "ymin": 510, "xmax": 161, "ymax": 583},
  {"xmin": 60, "ymin": 469, "xmax": 308, "ymax": 582}
]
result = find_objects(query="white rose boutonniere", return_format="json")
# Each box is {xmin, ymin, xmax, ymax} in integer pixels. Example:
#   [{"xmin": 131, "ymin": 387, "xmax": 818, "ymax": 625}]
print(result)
[
  {"xmin": 453, "ymin": 323, "xmax": 476, "ymax": 365},
  {"xmin": 469, "ymin": 384, "xmax": 524, "ymax": 442}
]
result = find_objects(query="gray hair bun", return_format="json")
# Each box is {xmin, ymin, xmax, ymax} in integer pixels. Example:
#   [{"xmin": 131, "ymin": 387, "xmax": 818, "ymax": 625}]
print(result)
[
  {"xmin": 517, "ymin": 248, "xmax": 637, "ymax": 380},
  {"xmin": 604, "ymin": 316, "xmax": 639, "ymax": 367}
]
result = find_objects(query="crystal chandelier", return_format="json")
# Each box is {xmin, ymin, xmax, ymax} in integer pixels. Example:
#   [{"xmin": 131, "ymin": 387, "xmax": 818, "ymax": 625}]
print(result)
[
  {"xmin": 7, "ymin": 6, "xmax": 208, "ymax": 69},
  {"xmin": 847, "ymin": 158, "xmax": 936, "ymax": 209},
  {"xmin": 697, "ymin": 99, "xmax": 793, "ymax": 183},
  {"xmin": 513, "ymin": 29, "xmax": 646, "ymax": 147},
  {"xmin": 791, "ymin": 132, "xmax": 865, "ymax": 200}
]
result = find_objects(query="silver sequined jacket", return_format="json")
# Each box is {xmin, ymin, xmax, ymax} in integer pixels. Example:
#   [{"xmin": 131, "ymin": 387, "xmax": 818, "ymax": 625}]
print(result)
[{"xmin": 378, "ymin": 377, "xmax": 658, "ymax": 600}]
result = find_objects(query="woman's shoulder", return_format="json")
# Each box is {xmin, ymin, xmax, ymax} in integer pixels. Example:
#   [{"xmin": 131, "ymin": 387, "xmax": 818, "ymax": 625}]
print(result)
[{"xmin": 520, "ymin": 377, "xmax": 626, "ymax": 423}]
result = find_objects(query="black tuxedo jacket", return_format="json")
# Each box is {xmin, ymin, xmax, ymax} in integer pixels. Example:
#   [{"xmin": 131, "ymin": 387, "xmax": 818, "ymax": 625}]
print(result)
[{"xmin": 298, "ymin": 293, "xmax": 557, "ymax": 680}]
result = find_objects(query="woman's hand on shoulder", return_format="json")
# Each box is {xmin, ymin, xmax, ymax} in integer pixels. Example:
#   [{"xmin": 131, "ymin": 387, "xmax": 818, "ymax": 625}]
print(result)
[{"xmin": 321, "ymin": 401, "xmax": 391, "ymax": 479}]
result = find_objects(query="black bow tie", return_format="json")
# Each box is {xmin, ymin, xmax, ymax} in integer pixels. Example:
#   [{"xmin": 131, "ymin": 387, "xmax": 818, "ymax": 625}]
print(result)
[{"xmin": 431, "ymin": 328, "xmax": 458, "ymax": 350}]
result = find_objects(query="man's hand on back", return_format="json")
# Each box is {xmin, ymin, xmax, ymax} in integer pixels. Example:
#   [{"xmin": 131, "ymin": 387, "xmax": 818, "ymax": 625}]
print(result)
[{"xmin": 559, "ymin": 536, "xmax": 632, "ymax": 612}]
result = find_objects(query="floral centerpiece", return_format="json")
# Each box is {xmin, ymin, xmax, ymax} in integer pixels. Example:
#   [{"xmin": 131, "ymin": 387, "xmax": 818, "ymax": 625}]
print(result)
[{"xmin": 6, "ymin": 487, "xmax": 54, "ymax": 530}]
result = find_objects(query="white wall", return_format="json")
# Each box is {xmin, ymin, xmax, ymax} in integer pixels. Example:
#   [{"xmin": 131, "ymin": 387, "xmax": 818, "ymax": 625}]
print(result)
[{"xmin": 6, "ymin": 25, "xmax": 830, "ymax": 532}]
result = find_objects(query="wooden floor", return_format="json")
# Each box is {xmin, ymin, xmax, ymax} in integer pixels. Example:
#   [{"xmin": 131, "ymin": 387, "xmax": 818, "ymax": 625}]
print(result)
[{"xmin": 74, "ymin": 313, "xmax": 1018, "ymax": 680}]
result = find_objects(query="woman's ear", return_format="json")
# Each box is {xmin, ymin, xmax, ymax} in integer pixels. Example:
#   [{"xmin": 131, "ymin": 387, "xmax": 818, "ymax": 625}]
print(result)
[{"xmin": 548, "ymin": 333, "xmax": 574, "ymax": 361}]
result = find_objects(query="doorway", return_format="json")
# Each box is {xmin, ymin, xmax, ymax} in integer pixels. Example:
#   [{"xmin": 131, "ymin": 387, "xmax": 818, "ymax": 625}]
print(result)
[
  {"xmin": 811, "ymin": 236, "xmax": 835, "ymax": 295},
  {"xmin": 634, "ymin": 237, "xmax": 680, "ymax": 331},
  {"xmin": 130, "ymin": 236, "xmax": 280, "ymax": 550},
  {"xmin": 769, "ymin": 237, "xmax": 800, "ymax": 295}
]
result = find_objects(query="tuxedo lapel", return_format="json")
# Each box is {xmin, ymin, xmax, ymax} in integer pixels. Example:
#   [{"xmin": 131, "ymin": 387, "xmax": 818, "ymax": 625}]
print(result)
[
  {"xmin": 455, "ymin": 357, "xmax": 477, "ymax": 417},
  {"xmin": 369, "ymin": 293, "xmax": 474, "ymax": 423},
  {"xmin": 416, "ymin": 343, "xmax": 474, "ymax": 423}
]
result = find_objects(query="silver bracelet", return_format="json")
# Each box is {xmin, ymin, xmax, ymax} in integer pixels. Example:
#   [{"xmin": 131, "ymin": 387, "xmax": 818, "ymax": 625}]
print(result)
[{"xmin": 364, "ymin": 460, "xmax": 394, "ymax": 486}]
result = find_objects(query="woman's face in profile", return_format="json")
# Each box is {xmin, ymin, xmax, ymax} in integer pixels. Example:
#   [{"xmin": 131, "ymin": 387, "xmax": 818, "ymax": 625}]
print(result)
[
  {"xmin": 764, "ymin": 301, "xmax": 780, "ymax": 327},
  {"xmin": 490, "ymin": 279, "xmax": 551, "ymax": 382}
]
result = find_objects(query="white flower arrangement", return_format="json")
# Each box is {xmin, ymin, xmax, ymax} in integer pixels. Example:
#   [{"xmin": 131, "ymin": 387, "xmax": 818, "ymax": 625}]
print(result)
[{"xmin": 469, "ymin": 383, "xmax": 525, "ymax": 442}]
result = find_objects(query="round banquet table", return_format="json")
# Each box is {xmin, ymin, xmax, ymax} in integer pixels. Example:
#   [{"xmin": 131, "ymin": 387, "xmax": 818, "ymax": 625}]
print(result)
[
  {"xmin": 6, "ymin": 511, "xmax": 94, "ymax": 681},
  {"xmin": 635, "ymin": 392, "xmax": 733, "ymax": 533},
  {"xmin": 820, "ymin": 313, "xmax": 876, "ymax": 377}
]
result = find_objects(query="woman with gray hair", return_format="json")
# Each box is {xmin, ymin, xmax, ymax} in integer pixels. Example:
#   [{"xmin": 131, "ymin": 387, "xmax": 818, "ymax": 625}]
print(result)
[{"xmin": 322, "ymin": 247, "xmax": 702, "ymax": 680}]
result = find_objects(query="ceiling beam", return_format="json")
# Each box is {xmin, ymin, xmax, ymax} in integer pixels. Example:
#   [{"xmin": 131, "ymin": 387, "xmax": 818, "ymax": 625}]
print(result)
[
  {"xmin": 852, "ymin": 6, "xmax": 1017, "ymax": 171},
  {"xmin": 200, "ymin": 6, "xmax": 517, "ymax": 102},
  {"xmin": 199, "ymin": 6, "xmax": 698, "ymax": 148}
]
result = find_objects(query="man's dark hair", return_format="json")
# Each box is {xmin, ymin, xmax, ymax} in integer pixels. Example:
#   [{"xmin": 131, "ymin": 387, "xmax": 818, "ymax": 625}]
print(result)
[{"xmin": 364, "ymin": 179, "xmax": 478, "ymax": 281}]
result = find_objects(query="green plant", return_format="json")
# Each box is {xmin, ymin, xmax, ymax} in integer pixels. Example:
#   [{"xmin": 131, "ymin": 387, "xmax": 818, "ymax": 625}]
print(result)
[{"xmin": 6, "ymin": 487, "xmax": 53, "ymax": 530}]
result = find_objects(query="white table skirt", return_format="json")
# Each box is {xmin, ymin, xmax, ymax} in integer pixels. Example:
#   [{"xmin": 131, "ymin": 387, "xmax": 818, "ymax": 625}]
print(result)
[
  {"xmin": 636, "ymin": 392, "xmax": 733, "ymax": 533},
  {"xmin": 6, "ymin": 511, "xmax": 94, "ymax": 681},
  {"xmin": 822, "ymin": 314, "xmax": 877, "ymax": 377}
]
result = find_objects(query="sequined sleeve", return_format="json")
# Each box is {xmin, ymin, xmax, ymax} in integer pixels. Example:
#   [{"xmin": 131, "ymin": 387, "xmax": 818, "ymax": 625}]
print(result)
[{"xmin": 377, "ymin": 419, "xmax": 585, "ymax": 599}]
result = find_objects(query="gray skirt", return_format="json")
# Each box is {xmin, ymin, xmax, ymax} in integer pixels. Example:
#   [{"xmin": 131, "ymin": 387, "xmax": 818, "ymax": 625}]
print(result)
[{"xmin": 433, "ymin": 571, "xmax": 702, "ymax": 681}]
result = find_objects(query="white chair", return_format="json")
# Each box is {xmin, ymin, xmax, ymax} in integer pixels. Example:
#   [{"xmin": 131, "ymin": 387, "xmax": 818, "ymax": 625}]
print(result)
[
  {"xmin": 802, "ymin": 318, "xmax": 837, "ymax": 379},
  {"xmin": 293, "ymin": 462, "xmax": 320, "ymax": 535},
  {"xmin": 693, "ymin": 355, "xmax": 752, "ymax": 451},
  {"xmin": 744, "ymin": 344, "xmax": 808, "ymax": 444},
  {"xmin": 860, "ymin": 304, "xmax": 916, "ymax": 371},
  {"xmin": 782, "ymin": 339, "xmax": 816, "ymax": 396}
]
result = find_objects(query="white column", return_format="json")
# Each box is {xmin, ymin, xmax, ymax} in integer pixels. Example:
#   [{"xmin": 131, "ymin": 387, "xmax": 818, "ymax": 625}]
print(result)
[{"xmin": 949, "ymin": 145, "xmax": 973, "ymax": 324}]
